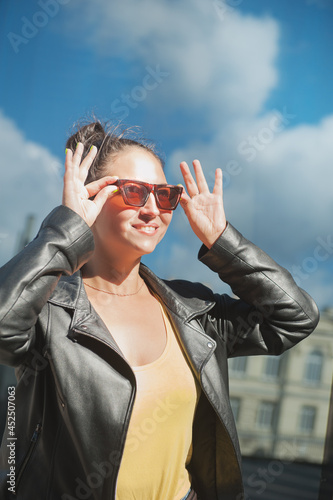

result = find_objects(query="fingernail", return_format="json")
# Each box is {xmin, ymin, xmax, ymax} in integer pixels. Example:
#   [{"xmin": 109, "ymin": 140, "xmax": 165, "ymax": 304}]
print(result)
[
  {"xmin": 65, "ymin": 148, "xmax": 68, "ymax": 154},
  {"xmin": 90, "ymin": 145, "xmax": 95, "ymax": 152},
  {"xmin": 108, "ymin": 187, "xmax": 118, "ymax": 197},
  {"xmin": 76, "ymin": 142, "xmax": 80, "ymax": 149}
]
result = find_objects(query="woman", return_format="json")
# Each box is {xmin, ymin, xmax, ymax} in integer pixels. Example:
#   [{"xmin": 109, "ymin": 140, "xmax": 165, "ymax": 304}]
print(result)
[{"xmin": 0, "ymin": 121, "xmax": 319, "ymax": 500}]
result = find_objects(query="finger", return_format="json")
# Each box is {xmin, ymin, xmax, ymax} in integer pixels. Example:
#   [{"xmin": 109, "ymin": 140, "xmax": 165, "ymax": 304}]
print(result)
[
  {"xmin": 64, "ymin": 148, "xmax": 74, "ymax": 174},
  {"xmin": 71, "ymin": 142, "xmax": 84, "ymax": 172},
  {"xmin": 192, "ymin": 159, "xmax": 209, "ymax": 193},
  {"xmin": 180, "ymin": 161, "xmax": 199, "ymax": 197},
  {"xmin": 212, "ymin": 168, "xmax": 223, "ymax": 197},
  {"xmin": 178, "ymin": 187, "xmax": 191, "ymax": 208},
  {"xmin": 85, "ymin": 176, "xmax": 119, "ymax": 198},
  {"xmin": 93, "ymin": 185, "xmax": 119, "ymax": 213},
  {"xmin": 78, "ymin": 145, "xmax": 98, "ymax": 183},
  {"xmin": 64, "ymin": 147, "xmax": 73, "ymax": 164}
]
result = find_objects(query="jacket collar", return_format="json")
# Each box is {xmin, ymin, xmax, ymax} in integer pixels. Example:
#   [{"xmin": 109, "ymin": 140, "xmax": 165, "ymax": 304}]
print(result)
[
  {"xmin": 48, "ymin": 264, "xmax": 214, "ymax": 321},
  {"xmin": 49, "ymin": 265, "xmax": 217, "ymax": 379}
]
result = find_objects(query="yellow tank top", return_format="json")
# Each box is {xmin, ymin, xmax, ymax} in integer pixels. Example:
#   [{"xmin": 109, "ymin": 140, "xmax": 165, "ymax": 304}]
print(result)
[{"xmin": 116, "ymin": 300, "xmax": 200, "ymax": 500}]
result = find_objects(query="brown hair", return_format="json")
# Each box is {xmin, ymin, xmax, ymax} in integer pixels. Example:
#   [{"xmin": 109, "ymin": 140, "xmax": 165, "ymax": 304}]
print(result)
[{"xmin": 65, "ymin": 119, "xmax": 165, "ymax": 184}]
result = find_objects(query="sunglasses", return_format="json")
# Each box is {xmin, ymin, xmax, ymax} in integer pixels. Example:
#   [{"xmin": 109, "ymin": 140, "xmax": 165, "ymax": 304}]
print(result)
[{"xmin": 114, "ymin": 179, "xmax": 183, "ymax": 210}]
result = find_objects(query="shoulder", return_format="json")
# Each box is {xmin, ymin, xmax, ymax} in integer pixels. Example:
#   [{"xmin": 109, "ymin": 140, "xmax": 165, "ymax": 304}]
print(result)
[
  {"xmin": 162, "ymin": 277, "xmax": 216, "ymax": 302},
  {"xmin": 140, "ymin": 264, "xmax": 221, "ymax": 314}
]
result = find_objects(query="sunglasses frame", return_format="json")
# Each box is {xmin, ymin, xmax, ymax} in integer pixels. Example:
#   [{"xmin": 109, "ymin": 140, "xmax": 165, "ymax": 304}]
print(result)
[{"xmin": 114, "ymin": 179, "xmax": 183, "ymax": 211}]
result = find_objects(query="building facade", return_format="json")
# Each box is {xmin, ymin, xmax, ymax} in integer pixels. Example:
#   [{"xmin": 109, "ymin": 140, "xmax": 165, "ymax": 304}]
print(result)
[{"xmin": 229, "ymin": 307, "xmax": 333, "ymax": 463}]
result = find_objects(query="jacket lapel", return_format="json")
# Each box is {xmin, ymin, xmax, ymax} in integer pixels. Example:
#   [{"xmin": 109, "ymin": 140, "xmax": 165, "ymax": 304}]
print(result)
[
  {"xmin": 48, "ymin": 265, "xmax": 217, "ymax": 377},
  {"xmin": 139, "ymin": 265, "xmax": 217, "ymax": 377}
]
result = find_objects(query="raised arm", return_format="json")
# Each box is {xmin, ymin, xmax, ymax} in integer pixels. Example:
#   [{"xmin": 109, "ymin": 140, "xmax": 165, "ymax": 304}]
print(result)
[
  {"xmin": 179, "ymin": 159, "xmax": 319, "ymax": 356},
  {"xmin": 0, "ymin": 207, "xmax": 94, "ymax": 366},
  {"xmin": 199, "ymin": 222, "xmax": 320, "ymax": 357},
  {"xmin": 0, "ymin": 143, "xmax": 118, "ymax": 366}
]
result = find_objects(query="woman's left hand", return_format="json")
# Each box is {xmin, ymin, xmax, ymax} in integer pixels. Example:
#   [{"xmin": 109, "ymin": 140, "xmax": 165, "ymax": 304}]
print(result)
[{"xmin": 179, "ymin": 160, "xmax": 227, "ymax": 248}]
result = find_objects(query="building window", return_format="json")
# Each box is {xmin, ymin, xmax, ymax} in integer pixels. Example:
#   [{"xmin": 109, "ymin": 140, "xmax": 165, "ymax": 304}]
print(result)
[
  {"xmin": 303, "ymin": 350, "xmax": 323, "ymax": 385},
  {"xmin": 230, "ymin": 397, "xmax": 241, "ymax": 422},
  {"xmin": 299, "ymin": 406, "xmax": 316, "ymax": 434},
  {"xmin": 263, "ymin": 356, "xmax": 281, "ymax": 380},
  {"xmin": 256, "ymin": 401, "xmax": 276, "ymax": 430},
  {"xmin": 229, "ymin": 357, "xmax": 248, "ymax": 376}
]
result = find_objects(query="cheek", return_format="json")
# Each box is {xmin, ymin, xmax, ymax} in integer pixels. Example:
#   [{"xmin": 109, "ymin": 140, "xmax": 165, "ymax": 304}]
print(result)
[
  {"xmin": 94, "ymin": 203, "xmax": 133, "ymax": 236},
  {"xmin": 102, "ymin": 198, "xmax": 137, "ymax": 221},
  {"xmin": 161, "ymin": 212, "xmax": 173, "ymax": 226},
  {"xmin": 158, "ymin": 212, "xmax": 172, "ymax": 239}
]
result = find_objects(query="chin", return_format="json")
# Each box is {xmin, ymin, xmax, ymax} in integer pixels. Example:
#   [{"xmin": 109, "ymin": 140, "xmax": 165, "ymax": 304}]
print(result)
[
  {"xmin": 130, "ymin": 237, "xmax": 163, "ymax": 257},
  {"xmin": 130, "ymin": 231, "xmax": 167, "ymax": 255},
  {"xmin": 136, "ymin": 243, "xmax": 159, "ymax": 256}
]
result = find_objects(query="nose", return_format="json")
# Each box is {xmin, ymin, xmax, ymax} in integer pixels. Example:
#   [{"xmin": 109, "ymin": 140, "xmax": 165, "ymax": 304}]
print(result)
[{"xmin": 140, "ymin": 192, "xmax": 160, "ymax": 216}]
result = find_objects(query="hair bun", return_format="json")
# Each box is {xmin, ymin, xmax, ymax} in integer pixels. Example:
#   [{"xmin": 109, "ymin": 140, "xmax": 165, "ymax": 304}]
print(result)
[
  {"xmin": 65, "ymin": 116, "xmax": 164, "ymax": 185},
  {"xmin": 65, "ymin": 121, "xmax": 106, "ymax": 158}
]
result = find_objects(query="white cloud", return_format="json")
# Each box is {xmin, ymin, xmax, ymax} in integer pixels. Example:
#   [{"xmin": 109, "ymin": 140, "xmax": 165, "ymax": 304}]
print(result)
[
  {"xmin": 60, "ymin": 0, "xmax": 331, "ymax": 308},
  {"xmin": 251, "ymin": 115, "xmax": 333, "ymax": 243},
  {"xmin": 65, "ymin": 0, "xmax": 279, "ymax": 123},
  {"xmin": 0, "ymin": 111, "xmax": 63, "ymax": 266},
  {"xmin": 167, "ymin": 111, "xmax": 333, "ymax": 252},
  {"xmin": 163, "ymin": 110, "xmax": 333, "ymax": 309}
]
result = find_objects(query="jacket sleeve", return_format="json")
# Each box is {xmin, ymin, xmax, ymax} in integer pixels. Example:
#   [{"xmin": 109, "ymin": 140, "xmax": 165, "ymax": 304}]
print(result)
[
  {"xmin": 198, "ymin": 222, "xmax": 320, "ymax": 357},
  {"xmin": 0, "ymin": 206, "xmax": 94, "ymax": 366}
]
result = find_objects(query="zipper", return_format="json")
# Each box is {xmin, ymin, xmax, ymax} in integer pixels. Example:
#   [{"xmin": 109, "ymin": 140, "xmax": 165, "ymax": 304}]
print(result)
[{"xmin": 15, "ymin": 423, "xmax": 42, "ymax": 493}]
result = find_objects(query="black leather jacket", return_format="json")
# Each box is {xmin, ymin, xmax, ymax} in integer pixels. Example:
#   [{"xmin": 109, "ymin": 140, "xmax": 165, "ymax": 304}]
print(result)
[{"xmin": 0, "ymin": 206, "xmax": 319, "ymax": 500}]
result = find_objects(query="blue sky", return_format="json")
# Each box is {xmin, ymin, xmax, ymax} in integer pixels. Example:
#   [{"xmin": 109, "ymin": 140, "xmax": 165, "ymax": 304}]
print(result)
[{"xmin": 1, "ymin": 0, "xmax": 332, "ymax": 309}]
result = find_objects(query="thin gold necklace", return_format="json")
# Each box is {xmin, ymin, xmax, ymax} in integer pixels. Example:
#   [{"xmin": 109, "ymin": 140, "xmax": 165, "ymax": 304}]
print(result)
[{"xmin": 83, "ymin": 279, "xmax": 145, "ymax": 297}]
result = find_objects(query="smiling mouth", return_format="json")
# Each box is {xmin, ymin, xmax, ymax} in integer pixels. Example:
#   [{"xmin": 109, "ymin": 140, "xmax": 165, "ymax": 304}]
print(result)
[{"xmin": 133, "ymin": 225, "xmax": 158, "ymax": 234}]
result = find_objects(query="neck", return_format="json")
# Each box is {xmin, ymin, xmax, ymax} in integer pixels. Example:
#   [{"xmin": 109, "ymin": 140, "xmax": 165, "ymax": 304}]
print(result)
[{"xmin": 82, "ymin": 252, "xmax": 143, "ymax": 295}]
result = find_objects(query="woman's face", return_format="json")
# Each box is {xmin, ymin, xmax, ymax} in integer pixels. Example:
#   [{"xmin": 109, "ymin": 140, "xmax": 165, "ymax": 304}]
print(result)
[{"xmin": 92, "ymin": 147, "xmax": 174, "ymax": 261}]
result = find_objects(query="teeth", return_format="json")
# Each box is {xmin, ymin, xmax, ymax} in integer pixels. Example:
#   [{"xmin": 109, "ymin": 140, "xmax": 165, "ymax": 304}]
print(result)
[{"xmin": 137, "ymin": 226, "xmax": 156, "ymax": 233}]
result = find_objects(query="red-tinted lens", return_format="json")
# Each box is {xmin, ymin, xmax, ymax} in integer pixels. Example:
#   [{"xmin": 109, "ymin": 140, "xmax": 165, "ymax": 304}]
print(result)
[
  {"xmin": 155, "ymin": 186, "xmax": 182, "ymax": 210},
  {"xmin": 121, "ymin": 182, "xmax": 150, "ymax": 207}
]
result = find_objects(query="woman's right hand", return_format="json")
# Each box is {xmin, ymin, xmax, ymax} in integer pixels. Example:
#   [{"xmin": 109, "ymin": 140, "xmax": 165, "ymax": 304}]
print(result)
[{"xmin": 62, "ymin": 142, "xmax": 118, "ymax": 227}]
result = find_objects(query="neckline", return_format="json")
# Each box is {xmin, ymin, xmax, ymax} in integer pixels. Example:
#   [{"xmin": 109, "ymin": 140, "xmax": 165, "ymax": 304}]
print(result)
[{"xmin": 131, "ymin": 301, "xmax": 172, "ymax": 372}]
